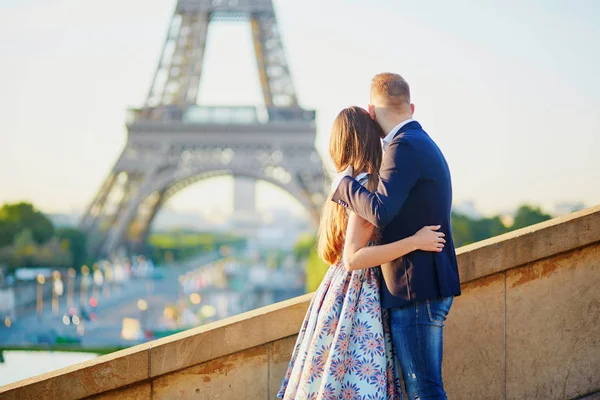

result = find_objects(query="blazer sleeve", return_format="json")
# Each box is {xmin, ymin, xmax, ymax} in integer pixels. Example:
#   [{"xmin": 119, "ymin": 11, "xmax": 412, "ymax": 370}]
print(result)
[{"xmin": 331, "ymin": 137, "xmax": 420, "ymax": 229}]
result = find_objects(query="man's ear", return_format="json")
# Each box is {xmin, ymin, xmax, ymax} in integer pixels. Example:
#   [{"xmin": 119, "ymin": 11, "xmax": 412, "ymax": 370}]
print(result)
[
  {"xmin": 410, "ymin": 103, "xmax": 415, "ymax": 114},
  {"xmin": 368, "ymin": 104, "xmax": 376, "ymax": 120}
]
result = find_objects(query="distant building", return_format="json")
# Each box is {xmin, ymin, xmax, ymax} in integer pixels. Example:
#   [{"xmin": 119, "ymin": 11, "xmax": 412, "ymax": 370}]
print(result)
[
  {"xmin": 221, "ymin": 206, "xmax": 313, "ymax": 251},
  {"xmin": 452, "ymin": 200, "xmax": 481, "ymax": 219},
  {"xmin": 553, "ymin": 202, "xmax": 585, "ymax": 216},
  {"xmin": 48, "ymin": 213, "xmax": 79, "ymax": 227}
]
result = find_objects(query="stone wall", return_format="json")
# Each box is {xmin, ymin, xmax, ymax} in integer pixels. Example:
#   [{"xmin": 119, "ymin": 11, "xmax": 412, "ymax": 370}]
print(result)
[
  {"xmin": 444, "ymin": 242, "xmax": 600, "ymax": 399},
  {"xmin": 1, "ymin": 206, "xmax": 599, "ymax": 400}
]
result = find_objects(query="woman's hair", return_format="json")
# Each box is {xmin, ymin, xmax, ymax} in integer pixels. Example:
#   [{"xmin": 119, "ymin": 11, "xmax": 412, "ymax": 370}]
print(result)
[{"xmin": 317, "ymin": 106, "xmax": 384, "ymax": 265}]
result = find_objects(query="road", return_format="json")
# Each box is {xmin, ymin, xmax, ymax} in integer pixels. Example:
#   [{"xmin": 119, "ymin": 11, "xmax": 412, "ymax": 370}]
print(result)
[{"xmin": 0, "ymin": 253, "xmax": 221, "ymax": 352}]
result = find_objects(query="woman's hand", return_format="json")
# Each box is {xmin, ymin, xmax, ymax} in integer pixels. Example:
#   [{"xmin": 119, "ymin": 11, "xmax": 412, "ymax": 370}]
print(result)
[{"xmin": 413, "ymin": 225, "xmax": 446, "ymax": 252}]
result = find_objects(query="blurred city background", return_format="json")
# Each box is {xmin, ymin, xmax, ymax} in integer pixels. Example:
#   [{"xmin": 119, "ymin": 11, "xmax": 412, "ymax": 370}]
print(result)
[{"xmin": 1, "ymin": 0, "xmax": 599, "ymax": 387}]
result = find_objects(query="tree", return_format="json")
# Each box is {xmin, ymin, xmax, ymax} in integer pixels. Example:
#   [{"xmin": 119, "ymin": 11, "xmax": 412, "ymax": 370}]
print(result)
[
  {"xmin": 56, "ymin": 227, "xmax": 88, "ymax": 268},
  {"xmin": 0, "ymin": 202, "xmax": 54, "ymax": 246},
  {"xmin": 305, "ymin": 246, "xmax": 329, "ymax": 293},
  {"xmin": 0, "ymin": 228, "xmax": 71, "ymax": 269},
  {"xmin": 450, "ymin": 212, "xmax": 476, "ymax": 247},
  {"xmin": 293, "ymin": 234, "xmax": 330, "ymax": 292},
  {"xmin": 450, "ymin": 213, "xmax": 509, "ymax": 247},
  {"xmin": 293, "ymin": 233, "xmax": 317, "ymax": 261},
  {"xmin": 472, "ymin": 216, "xmax": 508, "ymax": 242},
  {"xmin": 511, "ymin": 205, "xmax": 552, "ymax": 230},
  {"xmin": 451, "ymin": 204, "xmax": 555, "ymax": 247},
  {"xmin": 146, "ymin": 230, "xmax": 246, "ymax": 264}
]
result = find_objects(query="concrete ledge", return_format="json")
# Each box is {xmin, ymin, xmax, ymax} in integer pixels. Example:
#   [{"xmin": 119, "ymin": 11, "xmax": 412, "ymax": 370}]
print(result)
[
  {"xmin": 457, "ymin": 205, "xmax": 600, "ymax": 283},
  {"xmin": 0, "ymin": 343, "xmax": 151, "ymax": 400},
  {"xmin": 0, "ymin": 205, "xmax": 598, "ymax": 400}
]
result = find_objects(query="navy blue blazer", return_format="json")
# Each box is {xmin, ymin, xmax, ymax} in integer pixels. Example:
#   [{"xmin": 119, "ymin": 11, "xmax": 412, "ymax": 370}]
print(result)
[{"xmin": 332, "ymin": 121, "xmax": 461, "ymax": 309}]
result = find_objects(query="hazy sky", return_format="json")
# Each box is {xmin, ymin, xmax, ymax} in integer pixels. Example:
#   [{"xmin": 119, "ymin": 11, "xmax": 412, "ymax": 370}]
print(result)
[{"xmin": 1, "ymin": 0, "xmax": 599, "ymax": 220}]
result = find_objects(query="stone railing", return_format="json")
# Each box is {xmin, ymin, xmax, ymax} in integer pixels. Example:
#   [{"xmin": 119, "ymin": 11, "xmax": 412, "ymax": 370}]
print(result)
[{"xmin": 1, "ymin": 206, "xmax": 599, "ymax": 400}]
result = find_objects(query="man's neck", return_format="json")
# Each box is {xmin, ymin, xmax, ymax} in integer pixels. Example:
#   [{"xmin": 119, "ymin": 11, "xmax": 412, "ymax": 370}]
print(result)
[{"xmin": 382, "ymin": 114, "xmax": 414, "ymax": 136}]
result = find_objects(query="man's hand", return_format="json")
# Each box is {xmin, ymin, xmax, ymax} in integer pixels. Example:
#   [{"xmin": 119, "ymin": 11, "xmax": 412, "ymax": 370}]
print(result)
[{"xmin": 331, "ymin": 165, "xmax": 353, "ymax": 192}]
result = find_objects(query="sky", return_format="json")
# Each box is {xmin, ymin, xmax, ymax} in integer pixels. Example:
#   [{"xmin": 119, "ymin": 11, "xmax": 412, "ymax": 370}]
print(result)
[{"xmin": 1, "ymin": 0, "xmax": 599, "ymax": 221}]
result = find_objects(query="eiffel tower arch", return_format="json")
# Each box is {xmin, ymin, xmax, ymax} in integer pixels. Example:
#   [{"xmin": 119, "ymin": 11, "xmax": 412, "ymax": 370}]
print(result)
[{"xmin": 80, "ymin": 0, "xmax": 328, "ymax": 257}]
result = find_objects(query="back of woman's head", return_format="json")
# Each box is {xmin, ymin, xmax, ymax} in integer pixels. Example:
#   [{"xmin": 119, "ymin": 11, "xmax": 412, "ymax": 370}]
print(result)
[
  {"xmin": 328, "ymin": 106, "xmax": 384, "ymax": 181},
  {"xmin": 318, "ymin": 106, "xmax": 384, "ymax": 266}
]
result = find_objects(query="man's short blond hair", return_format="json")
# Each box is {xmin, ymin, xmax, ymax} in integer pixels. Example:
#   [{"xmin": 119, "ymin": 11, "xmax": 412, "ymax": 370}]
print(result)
[{"xmin": 370, "ymin": 73, "xmax": 411, "ymax": 109}]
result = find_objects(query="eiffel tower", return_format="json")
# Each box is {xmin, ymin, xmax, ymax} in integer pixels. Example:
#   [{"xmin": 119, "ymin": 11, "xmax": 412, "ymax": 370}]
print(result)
[{"xmin": 80, "ymin": 0, "xmax": 327, "ymax": 257}]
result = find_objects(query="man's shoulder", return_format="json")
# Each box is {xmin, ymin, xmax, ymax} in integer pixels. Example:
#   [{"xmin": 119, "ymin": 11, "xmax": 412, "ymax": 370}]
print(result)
[
  {"xmin": 392, "ymin": 127, "xmax": 436, "ymax": 150},
  {"xmin": 388, "ymin": 129, "xmax": 421, "ymax": 151},
  {"xmin": 396, "ymin": 124, "xmax": 427, "ymax": 137}
]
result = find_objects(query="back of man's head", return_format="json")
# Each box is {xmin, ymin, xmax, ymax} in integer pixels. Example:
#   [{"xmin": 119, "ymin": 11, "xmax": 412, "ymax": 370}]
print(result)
[{"xmin": 370, "ymin": 73, "xmax": 411, "ymax": 112}]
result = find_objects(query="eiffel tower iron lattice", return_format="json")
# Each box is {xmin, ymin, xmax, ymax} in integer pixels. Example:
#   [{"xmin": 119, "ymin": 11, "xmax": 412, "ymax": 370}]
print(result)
[{"xmin": 80, "ymin": 0, "xmax": 328, "ymax": 257}]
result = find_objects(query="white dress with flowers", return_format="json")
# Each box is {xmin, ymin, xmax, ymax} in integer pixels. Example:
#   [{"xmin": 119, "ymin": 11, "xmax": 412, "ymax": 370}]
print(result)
[{"xmin": 277, "ymin": 174, "xmax": 401, "ymax": 400}]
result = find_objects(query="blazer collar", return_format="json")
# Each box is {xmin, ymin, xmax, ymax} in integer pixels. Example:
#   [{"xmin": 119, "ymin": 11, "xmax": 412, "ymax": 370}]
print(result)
[{"xmin": 393, "ymin": 120, "xmax": 422, "ymax": 140}]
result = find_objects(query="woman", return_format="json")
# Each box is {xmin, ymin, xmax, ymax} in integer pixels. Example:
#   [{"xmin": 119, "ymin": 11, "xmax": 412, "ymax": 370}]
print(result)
[{"xmin": 277, "ymin": 106, "xmax": 446, "ymax": 399}]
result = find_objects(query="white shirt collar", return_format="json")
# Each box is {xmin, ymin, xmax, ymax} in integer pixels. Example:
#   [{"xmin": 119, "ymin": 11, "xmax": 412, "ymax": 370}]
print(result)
[
  {"xmin": 355, "ymin": 172, "xmax": 369, "ymax": 184},
  {"xmin": 382, "ymin": 118, "xmax": 415, "ymax": 151}
]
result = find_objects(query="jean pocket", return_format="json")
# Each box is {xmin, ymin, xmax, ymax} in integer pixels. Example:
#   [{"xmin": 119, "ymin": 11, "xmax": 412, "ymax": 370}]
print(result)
[{"xmin": 426, "ymin": 296, "xmax": 453, "ymax": 327}]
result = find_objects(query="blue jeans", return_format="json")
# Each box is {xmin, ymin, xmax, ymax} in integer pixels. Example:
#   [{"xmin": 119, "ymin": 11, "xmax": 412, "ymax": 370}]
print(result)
[{"xmin": 390, "ymin": 296, "xmax": 454, "ymax": 400}]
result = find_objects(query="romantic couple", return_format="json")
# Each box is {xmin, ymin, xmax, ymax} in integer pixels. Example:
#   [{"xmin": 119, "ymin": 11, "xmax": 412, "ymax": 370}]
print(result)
[{"xmin": 277, "ymin": 73, "xmax": 461, "ymax": 400}]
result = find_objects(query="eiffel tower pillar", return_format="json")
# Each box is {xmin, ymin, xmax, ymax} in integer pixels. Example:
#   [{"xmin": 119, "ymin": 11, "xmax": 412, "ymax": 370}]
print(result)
[{"xmin": 234, "ymin": 178, "xmax": 256, "ymax": 215}]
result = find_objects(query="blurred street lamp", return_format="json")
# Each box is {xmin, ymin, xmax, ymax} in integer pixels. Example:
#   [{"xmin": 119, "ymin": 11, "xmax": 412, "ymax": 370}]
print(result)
[
  {"xmin": 112, "ymin": 262, "xmax": 121, "ymax": 294},
  {"xmin": 52, "ymin": 270, "xmax": 64, "ymax": 316},
  {"xmin": 36, "ymin": 274, "xmax": 45, "ymax": 321},
  {"xmin": 200, "ymin": 304, "xmax": 216, "ymax": 319},
  {"xmin": 80, "ymin": 265, "xmax": 90, "ymax": 305},
  {"xmin": 163, "ymin": 306, "xmax": 176, "ymax": 320},
  {"xmin": 76, "ymin": 320, "xmax": 85, "ymax": 336},
  {"xmin": 92, "ymin": 264, "xmax": 103, "ymax": 299},
  {"xmin": 137, "ymin": 299, "xmax": 148, "ymax": 311},
  {"xmin": 138, "ymin": 299, "xmax": 148, "ymax": 332},
  {"xmin": 103, "ymin": 263, "xmax": 113, "ymax": 298},
  {"xmin": 177, "ymin": 276, "xmax": 185, "ymax": 307},
  {"xmin": 67, "ymin": 268, "xmax": 76, "ymax": 308},
  {"xmin": 190, "ymin": 293, "xmax": 201, "ymax": 305}
]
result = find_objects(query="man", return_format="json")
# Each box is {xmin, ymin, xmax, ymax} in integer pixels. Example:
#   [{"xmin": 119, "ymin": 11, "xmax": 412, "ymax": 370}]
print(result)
[{"xmin": 331, "ymin": 73, "xmax": 461, "ymax": 400}]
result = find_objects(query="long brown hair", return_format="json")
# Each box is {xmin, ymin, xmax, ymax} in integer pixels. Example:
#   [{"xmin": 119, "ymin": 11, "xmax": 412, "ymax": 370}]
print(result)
[{"xmin": 318, "ymin": 106, "xmax": 384, "ymax": 265}]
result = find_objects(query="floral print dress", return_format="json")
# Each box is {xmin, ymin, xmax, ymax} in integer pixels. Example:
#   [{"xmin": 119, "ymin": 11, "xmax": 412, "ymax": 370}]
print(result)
[{"xmin": 277, "ymin": 174, "xmax": 402, "ymax": 400}]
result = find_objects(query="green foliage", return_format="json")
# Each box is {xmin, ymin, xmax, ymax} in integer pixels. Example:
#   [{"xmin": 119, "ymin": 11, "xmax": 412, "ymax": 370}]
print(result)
[
  {"xmin": 305, "ymin": 245, "xmax": 329, "ymax": 292},
  {"xmin": 0, "ymin": 202, "xmax": 88, "ymax": 269},
  {"xmin": 56, "ymin": 227, "xmax": 89, "ymax": 268},
  {"xmin": 14, "ymin": 228, "xmax": 35, "ymax": 248},
  {"xmin": 451, "ymin": 204, "xmax": 552, "ymax": 248},
  {"xmin": 0, "ymin": 202, "xmax": 54, "ymax": 246},
  {"xmin": 451, "ymin": 213, "xmax": 509, "ymax": 247},
  {"xmin": 147, "ymin": 230, "xmax": 246, "ymax": 264},
  {"xmin": 293, "ymin": 233, "xmax": 318, "ymax": 261},
  {"xmin": 511, "ymin": 205, "xmax": 552, "ymax": 230},
  {"xmin": 0, "ymin": 231, "xmax": 71, "ymax": 269},
  {"xmin": 293, "ymin": 234, "xmax": 329, "ymax": 292}
]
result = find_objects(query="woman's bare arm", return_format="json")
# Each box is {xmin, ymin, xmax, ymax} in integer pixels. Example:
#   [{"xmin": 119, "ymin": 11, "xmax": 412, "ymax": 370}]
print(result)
[{"xmin": 343, "ymin": 212, "xmax": 445, "ymax": 272}]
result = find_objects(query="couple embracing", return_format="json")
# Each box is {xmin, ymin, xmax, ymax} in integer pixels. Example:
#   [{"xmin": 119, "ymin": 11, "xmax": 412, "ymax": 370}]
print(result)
[{"xmin": 278, "ymin": 73, "xmax": 461, "ymax": 400}]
